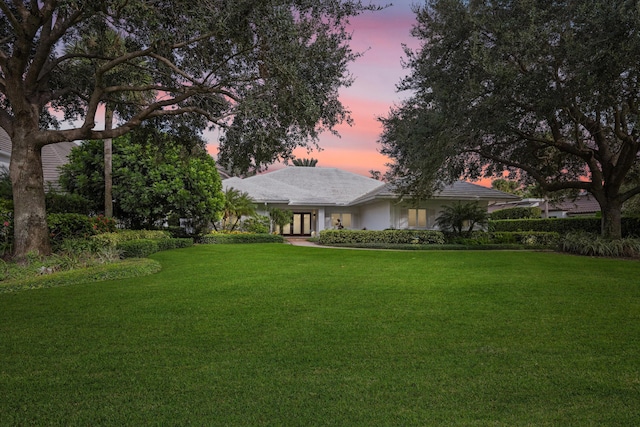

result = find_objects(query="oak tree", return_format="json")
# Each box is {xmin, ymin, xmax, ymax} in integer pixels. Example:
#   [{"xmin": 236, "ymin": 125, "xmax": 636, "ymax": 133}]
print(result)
[
  {"xmin": 379, "ymin": 0, "xmax": 640, "ymax": 238},
  {"xmin": 0, "ymin": 0, "xmax": 378, "ymax": 257}
]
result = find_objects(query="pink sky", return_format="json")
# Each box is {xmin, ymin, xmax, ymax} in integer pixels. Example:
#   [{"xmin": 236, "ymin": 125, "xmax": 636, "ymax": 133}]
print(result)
[{"xmin": 206, "ymin": 0, "xmax": 420, "ymax": 178}]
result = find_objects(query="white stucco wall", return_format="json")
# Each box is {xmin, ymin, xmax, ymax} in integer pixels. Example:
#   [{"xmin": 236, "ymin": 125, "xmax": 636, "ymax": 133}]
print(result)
[{"xmin": 359, "ymin": 200, "xmax": 392, "ymax": 230}]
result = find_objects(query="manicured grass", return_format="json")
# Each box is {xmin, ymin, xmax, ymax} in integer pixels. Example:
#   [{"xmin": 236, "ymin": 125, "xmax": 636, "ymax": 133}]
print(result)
[{"xmin": 1, "ymin": 244, "xmax": 639, "ymax": 425}]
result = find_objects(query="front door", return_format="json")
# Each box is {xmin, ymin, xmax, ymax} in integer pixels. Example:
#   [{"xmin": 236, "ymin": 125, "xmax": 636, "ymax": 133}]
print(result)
[{"xmin": 283, "ymin": 212, "xmax": 312, "ymax": 235}]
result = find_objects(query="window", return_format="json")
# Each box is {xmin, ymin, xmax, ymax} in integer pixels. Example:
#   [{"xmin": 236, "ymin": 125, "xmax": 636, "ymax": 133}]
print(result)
[
  {"xmin": 331, "ymin": 213, "xmax": 352, "ymax": 229},
  {"xmin": 408, "ymin": 209, "xmax": 435, "ymax": 228}
]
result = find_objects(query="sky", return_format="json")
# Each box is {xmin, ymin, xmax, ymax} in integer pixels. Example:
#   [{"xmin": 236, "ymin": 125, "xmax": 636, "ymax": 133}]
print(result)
[{"xmin": 206, "ymin": 0, "xmax": 420, "ymax": 177}]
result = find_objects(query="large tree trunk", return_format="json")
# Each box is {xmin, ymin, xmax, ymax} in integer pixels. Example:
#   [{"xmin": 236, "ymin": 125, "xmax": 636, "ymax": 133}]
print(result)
[
  {"xmin": 600, "ymin": 198, "xmax": 623, "ymax": 240},
  {"xmin": 10, "ymin": 135, "xmax": 52, "ymax": 258},
  {"xmin": 104, "ymin": 106, "xmax": 114, "ymax": 218}
]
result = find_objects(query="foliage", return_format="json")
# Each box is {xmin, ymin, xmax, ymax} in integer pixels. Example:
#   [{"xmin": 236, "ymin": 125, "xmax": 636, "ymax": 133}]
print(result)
[
  {"xmin": 490, "ymin": 217, "xmax": 640, "ymax": 238},
  {"xmin": 490, "ymin": 207, "xmax": 542, "ymax": 220},
  {"xmin": 116, "ymin": 239, "xmax": 160, "ymax": 259},
  {"xmin": 268, "ymin": 207, "xmax": 294, "ymax": 235},
  {"xmin": 48, "ymin": 214, "xmax": 100, "ymax": 243},
  {"xmin": 60, "ymin": 129, "xmax": 224, "ymax": 230},
  {"xmin": 240, "ymin": 214, "xmax": 271, "ymax": 234},
  {"xmin": 379, "ymin": 0, "xmax": 640, "ymax": 239},
  {"xmin": 1, "ymin": 1, "xmax": 378, "ymax": 257},
  {"xmin": 0, "ymin": 258, "xmax": 161, "ymax": 294},
  {"xmin": 292, "ymin": 158, "xmax": 318, "ymax": 167},
  {"xmin": 45, "ymin": 191, "xmax": 93, "ymax": 215},
  {"xmin": 218, "ymin": 188, "xmax": 256, "ymax": 231},
  {"xmin": 561, "ymin": 232, "xmax": 640, "ymax": 258},
  {"xmin": 198, "ymin": 233, "xmax": 285, "ymax": 244},
  {"xmin": 318, "ymin": 229, "xmax": 446, "ymax": 245},
  {"xmin": 91, "ymin": 230, "xmax": 172, "ymax": 247},
  {"xmin": 0, "ymin": 199, "xmax": 12, "ymax": 255},
  {"xmin": 155, "ymin": 238, "xmax": 194, "ymax": 252},
  {"xmin": 435, "ymin": 202, "xmax": 489, "ymax": 236}
]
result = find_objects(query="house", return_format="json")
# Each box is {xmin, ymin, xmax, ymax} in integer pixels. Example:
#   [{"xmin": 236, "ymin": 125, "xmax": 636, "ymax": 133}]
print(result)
[
  {"xmin": 0, "ymin": 127, "xmax": 76, "ymax": 189},
  {"xmin": 489, "ymin": 194, "xmax": 601, "ymax": 218},
  {"xmin": 223, "ymin": 167, "xmax": 520, "ymax": 236}
]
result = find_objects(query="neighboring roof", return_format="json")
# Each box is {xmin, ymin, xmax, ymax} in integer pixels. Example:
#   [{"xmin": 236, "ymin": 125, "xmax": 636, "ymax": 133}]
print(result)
[
  {"xmin": 551, "ymin": 195, "xmax": 601, "ymax": 216},
  {"xmin": 224, "ymin": 167, "xmax": 520, "ymax": 206},
  {"xmin": 490, "ymin": 194, "xmax": 601, "ymax": 216},
  {"xmin": 0, "ymin": 127, "xmax": 76, "ymax": 186}
]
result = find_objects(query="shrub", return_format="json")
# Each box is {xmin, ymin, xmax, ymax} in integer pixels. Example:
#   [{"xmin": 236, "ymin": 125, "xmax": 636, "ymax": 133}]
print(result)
[
  {"xmin": 91, "ymin": 230, "xmax": 171, "ymax": 247},
  {"xmin": 0, "ymin": 199, "xmax": 13, "ymax": 255},
  {"xmin": 156, "ymin": 238, "xmax": 194, "ymax": 251},
  {"xmin": 47, "ymin": 213, "xmax": 95, "ymax": 242},
  {"xmin": 240, "ymin": 215, "xmax": 271, "ymax": 234},
  {"xmin": 318, "ymin": 230, "xmax": 446, "ymax": 245},
  {"xmin": 490, "ymin": 216, "xmax": 640, "ymax": 237},
  {"xmin": 45, "ymin": 192, "xmax": 93, "ymax": 214},
  {"xmin": 490, "ymin": 207, "xmax": 542, "ymax": 220},
  {"xmin": 198, "ymin": 233, "xmax": 285, "ymax": 244},
  {"xmin": 561, "ymin": 232, "xmax": 640, "ymax": 257},
  {"xmin": 89, "ymin": 215, "xmax": 117, "ymax": 234},
  {"xmin": 116, "ymin": 239, "xmax": 160, "ymax": 258}
]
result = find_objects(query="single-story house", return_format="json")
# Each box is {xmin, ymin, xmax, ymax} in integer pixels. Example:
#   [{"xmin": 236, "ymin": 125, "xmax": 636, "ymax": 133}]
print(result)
[
  {"xmin": 223, "ymin": 167, "xmax": 520, "ymax": 236},
  {"xmin": 0, "ymin": 127, "xmax": 76, "ymax": 189}
]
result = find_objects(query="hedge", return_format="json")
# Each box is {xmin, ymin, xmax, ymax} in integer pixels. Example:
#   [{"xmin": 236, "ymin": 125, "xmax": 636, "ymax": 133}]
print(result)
[
  {"xmin": 91, "ymin": 230, "xmax": 171, "ymax": 247},
  {"xmin": 489, "ymin": 217, "xmax": 640, "ymax": 237},
  {"xmin": 318, "ymin": 230, "xmax": 446, "ymax": 245},
  {"xmin": 490, "ymin": 207, "xmax": 542, "ymax": 220},
  {"xmin": 197, "ymin": 233, "xmax": 285, "ymax": 244}
]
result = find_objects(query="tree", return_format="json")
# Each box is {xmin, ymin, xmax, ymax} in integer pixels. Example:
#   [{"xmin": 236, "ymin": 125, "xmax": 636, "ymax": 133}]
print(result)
[
  {"xmin": 292, "ymin": 158, "xmax": 318, "ymax": 167},
  {"xmin": 60, "ymin": 128, "xmax": 224, "ymax": 231},
  {"xmin": 369, "ymin": 170, "xmax": 382, "ymax": 180},
  {"xmin": 379, "ymin": 1, "xmax": 640, "ymax": 239},
  {"xmin": 0, "ymin": 1, "xmax": 379, "ymax": 258},
  {"xmin": 435, "ymin": 201, "xmax": 488, "ymax": 237},
  {"xmin": 218, "ymin": 188, "xmax": 257, "ymax": 232}
]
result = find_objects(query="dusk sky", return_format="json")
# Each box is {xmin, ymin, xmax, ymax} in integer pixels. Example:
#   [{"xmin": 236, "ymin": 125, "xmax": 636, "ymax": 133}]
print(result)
[{"xmin": 206, "ymin": 0, "xmax": 421, "ymax": 177}]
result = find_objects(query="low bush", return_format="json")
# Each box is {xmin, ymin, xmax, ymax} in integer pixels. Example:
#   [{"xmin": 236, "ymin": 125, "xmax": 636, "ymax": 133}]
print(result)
[
  {"xmin": 47, "ymin": 213, "xmax": 117, "ymax": 243},
  {"xmin": 319, "ymin": 229, "xmax": 446, "ymax": 245},
  {"xmin": 198, "ymin": 233, "xmax": 285, "ymax": 244},
  {"xmin": 91, "ymin": 230, "xmax": 171, "ymax": 247},
  {"xmin": 45, "ymin": 192, "xmax": 94, "ymax": 215},
  {"xmin": 156, "ymin": 238, "xmax": 194, "ymax": 251},
  {"xmin": 240, "ymin": 215, "xmax": 271, "ymax": 234},
  {"xmin": 561, "ymin": 232, "xmax": 640, "ymax": 258},
  {"xmin": 116, "ymin": 239, "xmax": 160, "ymax": 258}
]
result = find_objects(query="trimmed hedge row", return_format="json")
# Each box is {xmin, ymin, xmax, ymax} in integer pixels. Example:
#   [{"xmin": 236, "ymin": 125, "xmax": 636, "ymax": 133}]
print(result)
[
  {"xmin": 458, "ymin": 231, "xmax": 560, "ymax": 247},
  {"xmin": 116, "ymin": 238, "xmax": 194, "ymax": 258},
  {"xmin": 197, "ymin": 233, "xmax": 285, "ymax": 244},
  {"xmin": 490, "ymin": 207, "xmax": 542, "ymax": 220},
  {"xmin": 489, "ymin": 217, "xmax": 640, "ymax": 237},
  {"xmin": 319, "ymin": 230, "xmax": 446, "ymax": 245}
]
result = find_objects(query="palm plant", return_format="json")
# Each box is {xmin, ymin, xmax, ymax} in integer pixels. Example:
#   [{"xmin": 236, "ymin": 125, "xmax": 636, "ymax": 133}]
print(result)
[
  {"xmin": 219, "ymin": 188, "xmax": 256, "ymax": 231},
  {"xmin": 292, "ymin": 158, "xmax": 318, "ymax": 167},
  {"xmin": 435, "ymin": 201, "xmax": 489, "ymax": 236}
]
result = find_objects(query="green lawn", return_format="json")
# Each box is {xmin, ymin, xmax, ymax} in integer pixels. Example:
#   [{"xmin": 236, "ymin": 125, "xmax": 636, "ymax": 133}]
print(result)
[{"xmin": 1, "ymin": 244, "xmax": 639, "ymax": 426}]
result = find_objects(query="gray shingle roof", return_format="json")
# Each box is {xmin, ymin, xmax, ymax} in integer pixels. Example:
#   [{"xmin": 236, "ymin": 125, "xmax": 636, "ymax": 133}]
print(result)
[{"xmin": 224, "ymin": 167, "xmax": 520, "ymax": 206}]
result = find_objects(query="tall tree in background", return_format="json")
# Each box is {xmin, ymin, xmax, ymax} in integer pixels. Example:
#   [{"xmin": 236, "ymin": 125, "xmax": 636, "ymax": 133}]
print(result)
[
  {"xmin": 0, "ymin": 1, "xmax": 378, "ymax": 258},
  {"xmin": 379, "ymin": 0, "xmax": 640, "ymax": 239}
]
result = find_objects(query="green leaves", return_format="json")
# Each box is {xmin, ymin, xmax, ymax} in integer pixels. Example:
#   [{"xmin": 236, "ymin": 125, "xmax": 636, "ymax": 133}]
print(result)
[
  {"xmin": 60, "ymin": 129, "xmax": 224, "ymax": 231},
  {"xmin": 380, "ymin": 0, "xmax": 640, "ymax": 237}
]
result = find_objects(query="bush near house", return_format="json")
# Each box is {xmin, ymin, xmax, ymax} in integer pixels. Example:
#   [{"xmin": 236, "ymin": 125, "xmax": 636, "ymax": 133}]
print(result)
[
  {"xmin": 91, "ymin": 230, "xmax": 193, "ymax": 258},
  {"xmin": 319, "ymin": 230, "xmax": 446, "ymax": 245},
  {"xmin": 490, "ymin": 217, "xmax": 640, "ymax": 237},
  {"xmin": 198, "ymin": 233, "xmax": 285, "ymax": 244},
  {"xmin": 48, "ymin": 213, "xmax": 117, "ymax": 243}
]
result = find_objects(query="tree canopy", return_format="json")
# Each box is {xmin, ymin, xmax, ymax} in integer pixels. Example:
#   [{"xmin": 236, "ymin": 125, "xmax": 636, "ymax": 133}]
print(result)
[
  {"xmin": 0, "ymin": 0, "xmax": 379, "ymax": 257},
  {"xmin": 60, "ymin": 128, "xmax": 224, "ymax": 232},
  {"xmin": 379, "ymin": 0, "xmax": 640, "ymax": 238}
]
